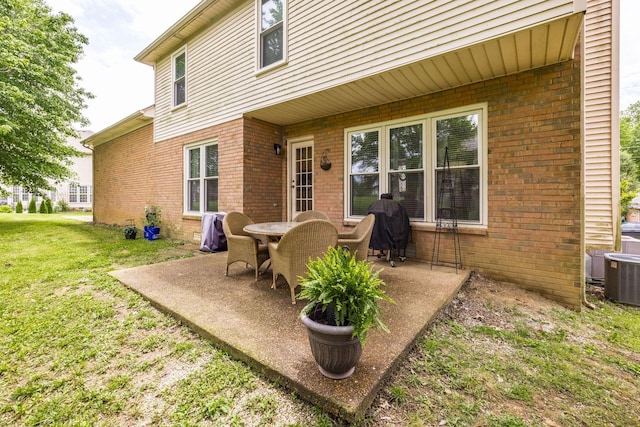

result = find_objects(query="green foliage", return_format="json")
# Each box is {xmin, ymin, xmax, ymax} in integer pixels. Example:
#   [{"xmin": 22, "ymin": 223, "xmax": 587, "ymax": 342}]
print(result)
[
  {"xmin": 0, "ymin": 0, "xmax": 93, "ymax": 192},
  {"xmin": 15, "ymin": 200, "xmax": 23, "ymax": 213},
  {"xmin": 620, "ymin": 101, "xmax": 640, "ymax": 216},
  {"xmin": 123, "ymin": 224, "xmax": 138, "ymax": 239},
  {"xmin": 298, "ymin": 246, "xmax": 395, "ymax": 345},
  {"xmin": 144, "ymin": 205, "xmax": 161, "ymax": 227},
  {"xmin": 55, "ymin": 199, "xmax": 69, "ymax": 212},
  {"xmin": 0, "ymin": 205, "xmax": 12, "ymax": 213},
  {"xmin": 45, "ymin": 198, "xmax": 53, "ymax": 213},
  {"xmin": 38, "ymin": 199, "xmax": 47, "ymax": 213},
  {"xmin": 27, "ymin": 197, "xmax": 36, "ymax": 213}
]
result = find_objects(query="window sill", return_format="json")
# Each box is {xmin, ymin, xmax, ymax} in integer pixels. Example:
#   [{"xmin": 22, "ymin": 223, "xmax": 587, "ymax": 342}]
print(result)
[
  {"xmin": 171, "ymin": 103, "xmax": 188, "ymax": 113},
  {"xmin": 183, "ymin": 214, "xmax": 202, "ymax": 221},
  {"xmin": 342, "ymin": 218, "xmax": 488, "ymax": 236},
  {"xmin": 410, "ymin": 222, "xmax": 488, "ymax": 235},
  {"xmin": 255, "ymin": 59, "xmax": 288, "ymax": 77}
]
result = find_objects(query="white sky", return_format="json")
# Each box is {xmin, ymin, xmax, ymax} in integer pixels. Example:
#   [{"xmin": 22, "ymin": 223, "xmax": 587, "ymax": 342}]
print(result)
[{"xmin": 46, "ymin": 0, "xmax": 640, "ymax": 133}]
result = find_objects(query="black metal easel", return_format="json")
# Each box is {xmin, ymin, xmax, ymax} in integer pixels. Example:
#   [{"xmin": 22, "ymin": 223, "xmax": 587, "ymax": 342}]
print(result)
[{"xmin": 431, "ymin": 146, "xmax": 462, "ymax": 272}]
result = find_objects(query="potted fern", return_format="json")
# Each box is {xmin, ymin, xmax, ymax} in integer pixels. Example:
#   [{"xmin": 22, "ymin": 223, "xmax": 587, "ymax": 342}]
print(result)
[{"xmin": 298, "ymin": 246, "xmax": 395, "ymax": 379}]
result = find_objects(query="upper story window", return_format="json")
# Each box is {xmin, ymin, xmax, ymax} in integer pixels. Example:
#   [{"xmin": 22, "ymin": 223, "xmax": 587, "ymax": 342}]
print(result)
[
  {"xmin": 346, "ymin": 104, "xmax": 487, "ymax": 226},
  {"xmin": 259, "ymin": 0, "xmax": 285, "ymax": 69},
  {"xmin": 172, "ymin": 48, "xmax": 186, "ymax": 107},
  {"xmin": 184, "ymin": 140, "xmax": 219, "ymax": 215}
]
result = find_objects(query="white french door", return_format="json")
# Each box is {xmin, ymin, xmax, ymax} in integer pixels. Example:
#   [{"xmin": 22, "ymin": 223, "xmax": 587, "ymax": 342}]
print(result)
[{"xmin": 288, "ymin": 138, "xmax": 314, "ymax": 220}]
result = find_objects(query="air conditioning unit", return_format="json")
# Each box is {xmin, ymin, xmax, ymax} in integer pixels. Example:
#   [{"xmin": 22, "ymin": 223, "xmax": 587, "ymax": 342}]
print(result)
[{"xmin": 604, "ymin": 253, "xmax": 640, "ymax": 306}]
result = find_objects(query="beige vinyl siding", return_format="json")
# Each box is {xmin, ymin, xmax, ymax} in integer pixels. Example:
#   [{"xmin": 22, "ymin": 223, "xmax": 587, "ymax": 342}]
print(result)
[
  {"xmin": 154, "ymin": 4, "xmax": 254, "ymax": 141},
  {"xmin": 583, "ymin": 0, "xmax": 619, "ymax": 248},
  {"xmin": 153, "ymin": 0, "xmax": 582, "ymax": 141}
]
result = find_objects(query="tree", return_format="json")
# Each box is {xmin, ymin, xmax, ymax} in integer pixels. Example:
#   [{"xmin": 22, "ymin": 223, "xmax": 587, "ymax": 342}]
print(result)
[
  {"xmin": 620, "ymin": 101, "xmax": 640, "ymax": 217},
  {"xmin": 621, "ymin": 101, "xmax": 640, "ymax": 180},
  {"xmin": 15, "ymin": 200, "xmax": 23, "ymax": 213},
  {"xmin": 28, "ymin": 197, "xmax": 36, "ymax": 213},
  {"xmin": 620, "ymin": 149, "xmax": 638, "ymax": 218},
  {"xmin": 0, "ymin": 0, "xmax": 93, "ymax": 196}
]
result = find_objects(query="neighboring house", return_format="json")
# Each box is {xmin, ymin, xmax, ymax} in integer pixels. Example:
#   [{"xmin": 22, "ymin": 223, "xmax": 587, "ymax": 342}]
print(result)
[
  {"xmin": 4, "ymin": 130, "xmax": 94, "ymax": 210},
  {"xmin": 82, "ymin": 0, "xmax": 619, "ymax": 310}
]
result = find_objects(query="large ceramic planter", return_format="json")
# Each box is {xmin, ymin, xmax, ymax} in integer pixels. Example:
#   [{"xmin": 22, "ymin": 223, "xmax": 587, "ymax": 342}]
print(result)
[{"xmin": 301, "ymin": 311, "xmax": 362, "ymax": 379}]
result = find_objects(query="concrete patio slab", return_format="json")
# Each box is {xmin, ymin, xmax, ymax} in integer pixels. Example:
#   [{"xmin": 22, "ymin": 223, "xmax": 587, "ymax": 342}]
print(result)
[{"xmin": 110, "ymin": 251, "xmax": 468, "ymax": 421}]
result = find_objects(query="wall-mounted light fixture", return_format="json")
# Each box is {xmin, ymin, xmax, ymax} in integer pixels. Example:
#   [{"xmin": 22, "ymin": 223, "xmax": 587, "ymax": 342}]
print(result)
[{"xmin": 274, "ymin": 143, "xmax": 282, "ymax": 156}]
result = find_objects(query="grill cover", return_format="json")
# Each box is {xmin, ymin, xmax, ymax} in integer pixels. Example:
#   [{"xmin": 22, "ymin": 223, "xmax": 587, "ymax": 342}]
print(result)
[{"xmin": 367, "ymin": 198, "xmax": 410, "ymax": 251}]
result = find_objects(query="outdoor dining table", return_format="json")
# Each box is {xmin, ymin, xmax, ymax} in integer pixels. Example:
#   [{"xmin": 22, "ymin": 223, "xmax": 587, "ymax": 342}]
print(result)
[{"xmin": 243, "ymin": 221, "xmax": 299, "ymax": 240}]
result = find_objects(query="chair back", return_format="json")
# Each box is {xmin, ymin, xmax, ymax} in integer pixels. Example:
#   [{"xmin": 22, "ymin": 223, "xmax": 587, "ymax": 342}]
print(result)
[
  {"xmin": 293, "ymin": 210, "xmax": 330, "ymax": 222},
  {"xmin": 337, "ymin": 214, "xmax": 375, "ymax": 261},
  {"xmin": 351, "ymin": 214, "xmax": 375, "ymax": 241},
  {"xmin": 223, "ymin": 211, "xmax": 253, "ymax": 237},
  {"xmin": 277, "ymin": 219, "xmax": 338, "ymax": 270}
]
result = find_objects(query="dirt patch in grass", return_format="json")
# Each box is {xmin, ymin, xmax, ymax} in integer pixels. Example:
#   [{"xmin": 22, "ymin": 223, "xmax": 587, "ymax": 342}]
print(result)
[{"xmin": 366, "ymin": 272, "xmax": 640, "ymax": 426}]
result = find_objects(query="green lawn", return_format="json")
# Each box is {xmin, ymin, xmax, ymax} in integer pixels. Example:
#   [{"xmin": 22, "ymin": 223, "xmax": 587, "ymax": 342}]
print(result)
[{"xmin": 1, "ymin": 214, "xmax": 638, "ymax": 426}]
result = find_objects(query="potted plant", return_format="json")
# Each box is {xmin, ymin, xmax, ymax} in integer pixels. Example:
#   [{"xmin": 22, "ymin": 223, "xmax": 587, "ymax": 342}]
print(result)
[
  {"xmin": 123, "ymin": 219, "xmax": 138, "ymax": 240},
  {"xmin": 143, "ymin": 206, "xmax": 161, "ymax": 240},
  {"xmin": 298, "ymin": 246, "xmax": 395, "ymax": 379},
  {"xmin": 123, "ymin": 224, "xmax": 138, "ymax": 240}
]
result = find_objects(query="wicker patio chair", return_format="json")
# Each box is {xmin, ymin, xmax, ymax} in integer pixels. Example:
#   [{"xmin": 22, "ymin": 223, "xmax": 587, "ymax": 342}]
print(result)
[
  {"xmin": 293, "ymin": 210, "xmax": 330, "ymax": 222},
  {"xmin": 337, "ymin": 214, "xmax": 375, "ymax": 261},
  {"xmin": 222, "ymin": 212, "xmax": 270, "ymax": 281},
  {"xmin": 268, "ymin": 219, "xmax": 338, "ymax": 304}
]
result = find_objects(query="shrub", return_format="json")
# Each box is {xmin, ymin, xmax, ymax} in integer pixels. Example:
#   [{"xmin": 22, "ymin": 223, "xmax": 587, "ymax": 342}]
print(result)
[
  {"xmin": 0, "ymin": 206, "xmax": 12, "ymax": 213},
  {"xmin": 45, "ymin": 198, "xmax": 53, "ymax": 213},
  {"xmin": 56, "ymin": 199, "xmax": 69, "ymax": 212},
  {"xmin": 15, "ymin": 201, "xmax": 23, "ymax": 213},
  {"xmin": 28, "ymin": 198, "xmax": 37, "ymax": 213},
  {"xmin": 39, "ymin": 200, "xmax": 47, "ymax": 213}
]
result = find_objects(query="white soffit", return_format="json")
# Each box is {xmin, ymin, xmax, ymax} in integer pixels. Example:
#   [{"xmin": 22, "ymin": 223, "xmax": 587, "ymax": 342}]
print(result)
[{"xmin": 245, "ymin": 14, "xmax": 584, "ymax": 126}]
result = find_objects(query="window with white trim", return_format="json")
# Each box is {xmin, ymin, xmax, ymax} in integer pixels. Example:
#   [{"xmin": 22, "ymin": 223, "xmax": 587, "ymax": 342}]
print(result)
[
  {"xmin": 172, "ymin": 48, "xmax": 186, "ymax": 107},
  {"xmin": 184, "ymin": 140, "xmax": 218, "ymax": 214},
  {"xmin": 346, "ymin": 104, "xmax": 486, "ymax": 225},
  {"xmin": 258, "ymin": 0, "xmax": 285, "ymax": 68},
  {"xmin": 79, "ymin": 186, "xmax": 88, "ymax": 203},
  {"xmin": 69, "ymin": 184, "xmax": 78, "ymax": 203}
]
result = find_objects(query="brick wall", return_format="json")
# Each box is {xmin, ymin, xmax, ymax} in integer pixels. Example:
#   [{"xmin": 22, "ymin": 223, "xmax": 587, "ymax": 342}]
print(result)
[
  {"xmin": 93, "ymin": 118, "xmax": 284, "ymax": 242},
  {"xmin": 94, "ymin": 56, "xmax": 582, "ymax": 309},
  {"xmin": 283, "ymin": 59, "xmax": 583, "ymax": 309}
]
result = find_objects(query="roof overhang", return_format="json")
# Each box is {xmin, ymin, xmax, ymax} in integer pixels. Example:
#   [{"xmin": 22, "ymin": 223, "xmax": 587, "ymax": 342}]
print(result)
[
  {"xmin": 244, "ymin": 13, "xmax": 585, "ymax": 126},
  {"xmin": 135, "ymin": 0, "xmax": 242, "ymax": 66},
  {"xmin": 81, "ymin": 105, "xmax": 155, "ymax": 149}
]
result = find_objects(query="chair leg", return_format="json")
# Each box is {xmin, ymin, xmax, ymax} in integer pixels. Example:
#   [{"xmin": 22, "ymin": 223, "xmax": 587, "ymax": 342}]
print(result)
[
  {"xmin": 225, "ymin": 264, "xmax": 229, "ymax": 276},
  {"xmin": 290, "ymin": 286, "xmax": 296, "ymax": 304}
]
